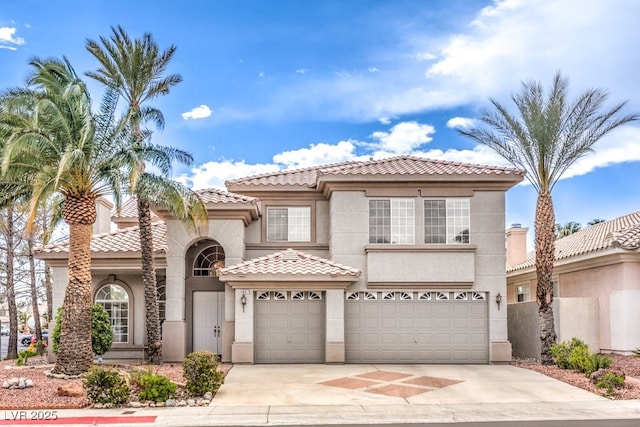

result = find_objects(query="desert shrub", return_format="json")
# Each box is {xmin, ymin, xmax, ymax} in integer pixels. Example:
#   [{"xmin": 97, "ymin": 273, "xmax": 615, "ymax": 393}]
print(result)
[
  {"xmin": 567, "ymin": 344, "xmax": 592, "ymax": 373},
  {"xmin": 136, "ymin": 371, "xmax": 177, "ymax": 403},
  {"xmin": 52, "ymin": 305, "xmax": 113, "ymax": 356},
  {"xmin": 595, "ymin": 372, "xmax": 625, "ymax": 396},
  {"xmin": 550, "ymin": 338, "xmax": 589, "ymax": 369},
  {"xmin": 83, "ymin": 366, "xmax": 130, "ymax": 404},
  {"xmin": 182, "ymin": 351, "xmax": 224, "ymax": 396},
  {"xmin": 588, "ymin": 354, "xmax": 613, "ymax": 374}
]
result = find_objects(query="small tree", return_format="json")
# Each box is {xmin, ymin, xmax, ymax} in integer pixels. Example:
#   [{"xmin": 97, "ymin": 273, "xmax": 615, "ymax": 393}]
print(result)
[{"xmin": 53, "ymin": 305, "xmax": 113, "ymax": 356}]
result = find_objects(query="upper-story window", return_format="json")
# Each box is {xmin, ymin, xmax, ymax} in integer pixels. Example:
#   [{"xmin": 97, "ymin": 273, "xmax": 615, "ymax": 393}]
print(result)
[
  {"xmin": 424, "ymin": 199, "xmax": 470, "ymax": 244},
  {"xmin": 267, "ymin": 207, "xmax": 311, "ymax": 242},
  {"xmin": 516, "ymin": 284, "xmax": 530, "ymax": 302},
  {"xmin": 369, "ymin": 199, "xmax": 415, "ymax": 244}
]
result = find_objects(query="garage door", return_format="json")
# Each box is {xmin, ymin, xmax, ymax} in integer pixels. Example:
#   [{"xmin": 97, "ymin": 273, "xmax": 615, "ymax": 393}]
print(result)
[
  {"xmin": 255, "ymin": 291, "xmax": 325, "ymax": 363},
  {"xmin": 345, "ymin": 291, "xmax": 488, "ymax": 363}
]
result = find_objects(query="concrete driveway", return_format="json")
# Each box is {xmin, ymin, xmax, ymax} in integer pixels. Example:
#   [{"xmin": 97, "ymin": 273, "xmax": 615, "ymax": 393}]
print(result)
[{"xmin": 212, "ymin": 364, "xmax": 604, "ymax": 406}]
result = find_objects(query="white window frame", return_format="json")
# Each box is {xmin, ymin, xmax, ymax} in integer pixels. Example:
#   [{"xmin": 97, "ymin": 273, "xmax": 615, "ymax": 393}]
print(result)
[
  {"xmin": 95, "ymin": 284, "xmax": 130, "ymax": 344},
  {"xmin": 516, "ymin": 284, "xmax": 531, "ymax": 302},
  {"xmin": 424, "ymin": 198, "xmax": 470, "ymax": 244},
  {"xmin": 267, "ymin": 207, "xmax": 311, "ymax": 242},
  {"xmin": 369, "ymin": 198, "xmax": 415, "ymax": 244}
]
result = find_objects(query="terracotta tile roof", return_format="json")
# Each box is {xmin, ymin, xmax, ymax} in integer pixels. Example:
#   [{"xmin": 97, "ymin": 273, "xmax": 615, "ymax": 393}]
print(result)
[
  {"xmin": 217, "ymin": 248, "xmax": 361, "ymax": 278},
  {"xmin": 197, "ymin": 188, "xmax": 259, "ymax": 205},
  {"xmin": 111, "ymin": 197, "xmax": 160, "ymax": 222},
  {"xmin": 35, "ymin": 221, "xmax": 167, "ymax": 255},
  {"xmin": 226, "ymin": 155, "xmax": 524, "ymax": 188},
  {"xmin": 509, "ymin": 211, "xmax": 640, "ymax": 272}
]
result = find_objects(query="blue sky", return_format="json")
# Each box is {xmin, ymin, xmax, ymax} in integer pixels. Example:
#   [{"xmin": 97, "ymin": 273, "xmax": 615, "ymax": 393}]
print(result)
[{"xmin": 3, "ymin": 0, "xmax": 640, "ymax": 246}]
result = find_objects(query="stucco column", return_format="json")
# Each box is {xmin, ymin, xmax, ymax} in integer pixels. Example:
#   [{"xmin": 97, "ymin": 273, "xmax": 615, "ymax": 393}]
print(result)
[
  {"xmin": 232, "ymin": 288, "xmax": 254, "ymax": 363},
  {"xmin": 325, "ymin": 289, "xmax": 345, "ymax": 363}
]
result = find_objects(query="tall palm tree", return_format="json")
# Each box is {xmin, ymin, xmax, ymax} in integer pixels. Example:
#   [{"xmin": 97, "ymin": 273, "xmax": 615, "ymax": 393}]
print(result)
[
  {"xmin": 555, "ymin": 221, "xmax": 581, "ymax": 239},
  {"xmin": 86, "ymin": 26, "xmax": 204, "ymax": 364},
  {"xmin": 0, "ymin": 57, "xmax": 124, "ymax": 375},
  {"xmin": 459, "ymin": 72, "xmax": 638, "ymax": 364}
]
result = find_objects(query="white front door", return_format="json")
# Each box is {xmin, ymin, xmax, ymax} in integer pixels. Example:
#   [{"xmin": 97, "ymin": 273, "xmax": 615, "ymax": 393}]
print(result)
[{"xmin": 193, "ymin": 291, "xmax": 224, "ymax": 355}]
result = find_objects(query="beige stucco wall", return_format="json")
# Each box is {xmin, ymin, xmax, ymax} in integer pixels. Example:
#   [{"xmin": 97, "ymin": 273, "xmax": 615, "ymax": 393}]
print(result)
[
  {"xmin": 367, "ymin": 251, "xmax": 475, "ymax": 282},
  {"xmin": 559, "ymin": 263, "xmax": 625, "ymax": 352},
  {"xmin": 508, "ymin": 298, "xmax": 600, "ymax": 359},
  {"xmin": 49, "ymin": 267, "xmax": 147, "ymax": 361},
  {"xmin": 164, "ymin": 217, "xmax": 247, "ymax": 361}
]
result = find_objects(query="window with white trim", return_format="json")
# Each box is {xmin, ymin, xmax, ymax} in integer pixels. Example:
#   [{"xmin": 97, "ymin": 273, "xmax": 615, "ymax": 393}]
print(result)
[
  {"xmin": 267, "ymin": 207, "xmax": 311, "ymax": 242},
  {"xmin": 424, "ymin": 199, "xmax": 470, "ymax": 244},
  {"xmin": 516, "ymin": 284, "xmax": 530, "ymax": 302},
  {"xmin": 95, "ymin": 284, "xmax": 129, "ymax": 344},
  {"xmin": 369, "ymin": 199, "xmax": 415, "ymax": 244}
]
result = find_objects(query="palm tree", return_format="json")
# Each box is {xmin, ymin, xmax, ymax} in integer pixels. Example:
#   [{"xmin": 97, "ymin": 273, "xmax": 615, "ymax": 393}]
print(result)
[
  {"xmin": 587, "ymin": 218, "xmax": 606, "ymax": 226},
  {"xmin": 459, "ymin": 72, "xmax": 638, "ymax": 364},
  {"xmin": 555, "ymin": 221, "xmax": 581, "ymax": 239},
  {"xmin": 0, "ymin": 57, "xmax": 124, "ymax": 375},
  {"xmin": 86, "ymin": 26, "xmax": 204, "ymax": 364}
]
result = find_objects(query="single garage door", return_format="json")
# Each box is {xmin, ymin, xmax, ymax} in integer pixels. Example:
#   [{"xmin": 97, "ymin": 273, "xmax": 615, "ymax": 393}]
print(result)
[
  {"xmin": 255, "ymin": 291, "xmax": 325, "ymax": 363},
  {"xmin": 345, "ymin": 291, "xmax": 488, "ymax": 363}
]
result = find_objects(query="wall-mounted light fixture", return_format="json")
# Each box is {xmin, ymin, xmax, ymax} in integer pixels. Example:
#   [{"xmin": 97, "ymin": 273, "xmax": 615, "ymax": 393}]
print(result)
[
  {"xmin": 240, "ymin": 290, "xmax": 249, "ymax": 312},
  {"xmin": 495, "ymin": 292, "xmax": 502, "ymax": 310}
]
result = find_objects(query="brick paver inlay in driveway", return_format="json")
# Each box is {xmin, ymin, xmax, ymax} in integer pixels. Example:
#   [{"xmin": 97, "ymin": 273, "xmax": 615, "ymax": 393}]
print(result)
[{"xmin": 320, "ymin": 370, "xmax": 463, "ymax": 398}]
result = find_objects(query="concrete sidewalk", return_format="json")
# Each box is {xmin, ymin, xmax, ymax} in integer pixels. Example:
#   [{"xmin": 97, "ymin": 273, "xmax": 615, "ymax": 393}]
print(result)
[{"xmin": 4, "ymin": 364, "xmax": 640, "ymax": 426}]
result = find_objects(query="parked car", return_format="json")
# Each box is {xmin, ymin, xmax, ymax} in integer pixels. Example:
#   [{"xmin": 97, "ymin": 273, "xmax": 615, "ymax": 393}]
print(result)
[
  {"xmin": 20, "ymin": 331, "xmax": 48, "ymax": 346},
  {"xmin": 0, "ymin": 327, "xmax": 8, "ymax": 336}
]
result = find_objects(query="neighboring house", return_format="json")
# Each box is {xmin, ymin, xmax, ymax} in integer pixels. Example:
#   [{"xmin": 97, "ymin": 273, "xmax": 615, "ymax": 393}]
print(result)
[
  {"xmin": 506, "ymin": 212, "xmax": 640, "ymax": 355},
  {"xmin": 36, "ymin": 155, "xmax": 524, "ymax": 364}
]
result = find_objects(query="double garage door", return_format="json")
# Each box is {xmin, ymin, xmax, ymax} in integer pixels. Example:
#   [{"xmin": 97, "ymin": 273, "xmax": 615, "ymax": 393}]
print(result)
[
  {"xmin": 345, "ymin": 291, "xmax": 489, "ymax": 363},
  {"xmin": 254, "ymin": 290, "xmax": 488, "ymax": 364}
]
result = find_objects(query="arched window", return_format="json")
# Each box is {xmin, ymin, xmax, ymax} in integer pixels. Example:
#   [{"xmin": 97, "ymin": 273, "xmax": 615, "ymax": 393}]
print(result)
[
  {"xmin": 95, "ymin": 284, "xmax": 129, "ymax": 343},
  {"xmin": 192, "ymin": 243, "xmax": 225, "ymax": 276}
]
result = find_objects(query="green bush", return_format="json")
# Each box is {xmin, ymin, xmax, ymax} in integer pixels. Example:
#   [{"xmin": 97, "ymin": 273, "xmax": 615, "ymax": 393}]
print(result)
[
  {"xmin": 633, "ymin": 347, "xmax": 640, "ymax": 358},
  {"xmin": 83, "ymin": 366, "xmax": 130, "ymax": 405},
  {"xmin": 589, "ymin": 354, "xmax": 613, "ymax": 374},
  {"xmin": 52, "ymin": 305, "xmax": 113, "ymax": 356},
  {"xmin": 550, "ymin": 338, "xmax": 589, "ymax": 369},
  {"xmin": 595, "ymin": 372, "xmax": 625, "ymax": 396},
  {"xmin": 136, "ymin": 371, "xmax": 177, "ymax": 403},
  {"xmin": 567, "ymin": 344, "xmax": 592, "ymax": 372},
  {"xmin": 182, "ymin": 351, "xmax": 224, "ymax": 396}
]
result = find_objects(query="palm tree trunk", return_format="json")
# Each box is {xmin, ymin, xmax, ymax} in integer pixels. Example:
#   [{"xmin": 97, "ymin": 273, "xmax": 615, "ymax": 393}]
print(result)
[
  {"xmin": 5, "ymin": 205, "xmax": 18, "ymax": 360},
  {"xmin": 27, "ymin": 234, "xmax": 43, "ymax": 352},
  {"xmin": 535, "ymin": 189, "xmax": 557, "ymax": 364},
  {"xmin": 52, "ymin": 196, "xmax": 96, "ymax": 375},
  {"xmin": 138, "ymin": 197, "xmax": 162, "ymax": 364}
]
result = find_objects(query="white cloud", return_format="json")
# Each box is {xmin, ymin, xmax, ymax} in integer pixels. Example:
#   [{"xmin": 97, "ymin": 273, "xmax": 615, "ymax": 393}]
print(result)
[
  {"xmin": 296, "ymin": 68, "xmax": 308, "ymax": 74},
  {"xmin": 368, "ymin": 67, "xmax": 379, "ymax": 73},
  {"xmin": 412, "ymin": 52, "xmax": 436, "ymax": 61},
  {"xmin": 176, "ymin": 160, "xmax": 279, "ymax": 190},
  {"xmin": 369, "ymin": 121, "xmax": 435, "ymax": 154},
  {"xmin": 562, "ymin": 126, "xmax": 640, "ymax": 180},
  {"xmin": 446, "ymin": 117, "xmax": 478, "ymax": 129},
  {"xmin": 379, "ymin": 117, "xmax": 391, "ymax": 125},
  {"xmin": 273, "ymin": 140, "xmax": 358, "ymax": 169},
  {"xmin": 0, "ymin": 27, "xmax": 25, "ymax": 49},
  {"xmin": 259, "ymin": 72, "xmax": 265, "ymax": 78},
  {"xmin": 181, "ymin": 105, "xmax": 212, "ymax": 120}
]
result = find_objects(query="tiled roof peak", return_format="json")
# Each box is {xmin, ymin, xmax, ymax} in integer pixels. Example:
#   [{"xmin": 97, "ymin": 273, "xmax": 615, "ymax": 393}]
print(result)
[{"xmin": 508, "ymin": 211, "xmax": 640, "ymax": 272}]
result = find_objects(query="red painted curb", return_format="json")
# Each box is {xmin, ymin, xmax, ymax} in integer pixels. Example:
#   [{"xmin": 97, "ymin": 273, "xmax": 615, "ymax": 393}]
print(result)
[{"xmin": 0, "ymin": 416, "xmax": 156, "ymax": 425}]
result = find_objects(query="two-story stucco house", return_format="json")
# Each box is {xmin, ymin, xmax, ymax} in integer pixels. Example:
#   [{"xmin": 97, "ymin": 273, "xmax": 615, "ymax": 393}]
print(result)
[{"xmin": 37, "ymin": 155, "xmax": 524, "ymax": 364}]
